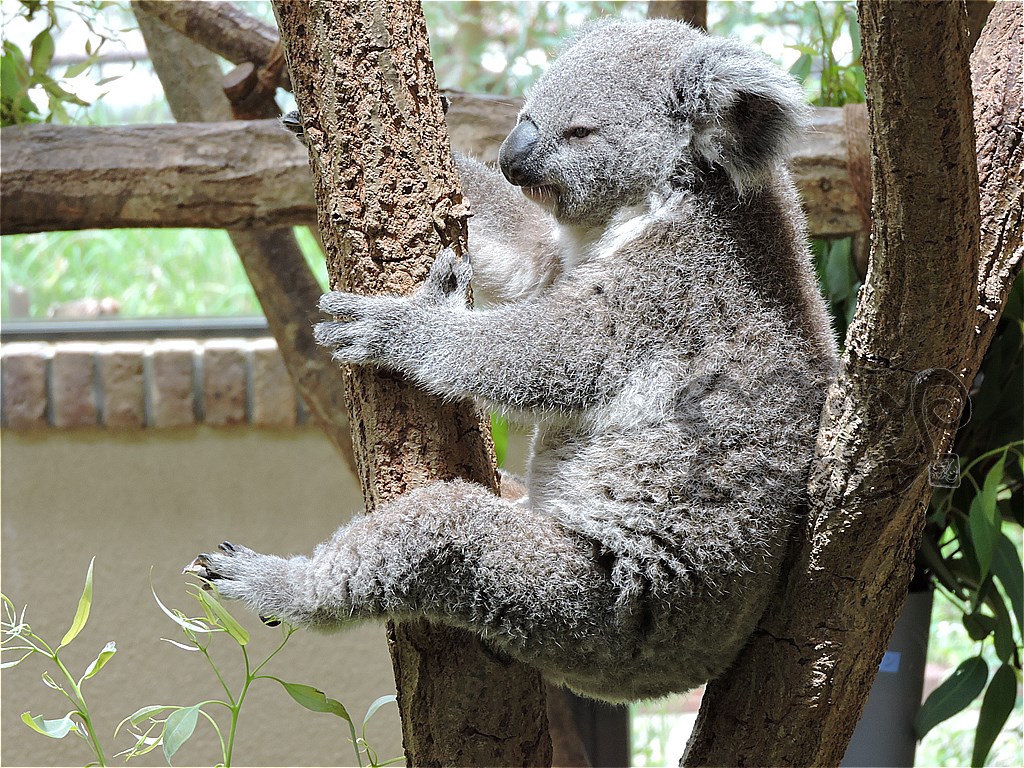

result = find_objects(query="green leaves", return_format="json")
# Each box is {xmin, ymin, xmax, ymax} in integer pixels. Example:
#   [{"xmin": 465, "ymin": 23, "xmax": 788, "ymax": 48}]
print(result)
[
  {"xmin": 992, "ymin": 533, "xmax": 1023, "ymax": 637},
  {"xmin": 28, "ymin": 29, "xmax": 54, "ymax": 76},
  {"xmin": 81, "ymin": 641, "xmax": 116, "ymax": 682},
  {"xmin": 151, "ymin": 582, "xmax": 218, "ymax": 636},
  {"xmin": 1, "ymin": 39, "xmax": 39, "ymax": 125},
  {"xmin": 968, "ymin": 456, "xmax": 1006, "ymax": 581},
  {"xmin": 21, "ymin": 711, "xmax": 78, "ymax": 739},
  {"xmin": 972, "ymin": 663, "xmax": 1019, "ymax": 768},
  {"xmin": 915, "ymin": 656, "xmax": 989, "ymax": 739},
  {"xmin": 59, "ymin": 557, "xmax": 94, "ymax": 649},
  {"xmin": 272, "ymin": 679, "xmax": 353, "ymax": 722},
  {"xmin": 194, "ymin": 588, "xmax": 249, "ymax": 646},
  {"xmin": 363, "ymin": 694, "xmax": 397, "ymax": 728},
  {"xmin": 162, "ymin": 704, "xmax": 201, "ymax": 764}
]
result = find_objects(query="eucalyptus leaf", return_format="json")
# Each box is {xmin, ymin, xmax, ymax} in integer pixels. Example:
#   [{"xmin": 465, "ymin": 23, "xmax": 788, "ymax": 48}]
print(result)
[
  {"xmin": 160, "ymin": 637, "xmax": 201, "ymax": 652},
  {"xmin": 116, "ymin": 705, "xmax": 178, "ymax": 738},
  {"xmin": 81, "ymin": 640, "xmax": 116, "ymax": 680},
  {"xmin": 41, "ymin": 671, "xmax": 64, "ymax": 691},
  {"xmin": 195, "ymin": 588, "xmax": 249, "ymax": 646},
  {"xmin": 992, "ymin": 532, "xmax": 1023, "ymax": 636},
  {"xmin": 963, "ymin": 609, "xmax": 997, "ymax": 641},
  {"xmin": 271, "ymin": 678, "xmax": 352, "ymax": 721},
  {"xmin": 989, "ymin": 593, "xmax": 1016, "ymax": 664},
  {"xmin": 21, "ymin": 711, "xmax": 78, "ymax": 739},
  {"xmin": 59, "ymin": 557, "xmax": 94, "ymax": 649},
  {"xmin": 29, "ymin": 29, "xmax": 54, "ymax": 74},
  {"xmin": 63, "ymin": 59, "xmax": 91, "ymax": 79},
  {"xmin": 363, "ymin": 694, "xmax": 397, "ymax": 728},
  {"xmin": 915, "ymin": 656, "xmax": 989, "ymax": 738},
  {"xmin": 0, "ymin": 651, "xmax": 32, "ymax": 669},
  {"xmin": 162, "ymin": 705, "xmax": 201, "ymax": 764},
  {"xmin": 151, "ymin": 583, "xmax": 217, "ymax": 634},
  {"xmin": 968, "ymin": 489, "xmax": 999, "ymax": 581},
  {"xmin": 971, "ymin": 663, "xmax": 1018, "ymax": 768}
]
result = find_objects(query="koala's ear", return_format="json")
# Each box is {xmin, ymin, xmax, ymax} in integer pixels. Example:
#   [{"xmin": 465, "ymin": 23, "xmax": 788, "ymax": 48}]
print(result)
[{"xmin": 671, "ymin": 38, "xmax": 810, "ymax": 193}]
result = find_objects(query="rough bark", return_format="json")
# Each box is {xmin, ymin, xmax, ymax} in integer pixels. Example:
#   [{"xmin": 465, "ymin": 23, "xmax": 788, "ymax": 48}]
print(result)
[
  {"xmin": 0, "ymin": 121, "xmax": 312, "ymax": 233},
  {"xmin": 269, "ymin": 2, "xmax": 550, "ymax": 766},
  {"xmin": 967, "ymin": 2, "xmax": 1024, "ymax": 373},
  {"xmin": 133, "ymin": 0, "xmax": 288, "ymax": 89},
  {"xmin": 132, "ymin": 2, "xmax": 357, "ymax": 474},
  {"xmin": 683, "ymin": 2, "xmax": 1016, "ymax": 765},
  {"xmin": 647, "ymin": 0, "xmax": 708, "ymax": 29},
  {"xmin": 0, "ymin": 106, "xmax": 867, "ymax": 237}
]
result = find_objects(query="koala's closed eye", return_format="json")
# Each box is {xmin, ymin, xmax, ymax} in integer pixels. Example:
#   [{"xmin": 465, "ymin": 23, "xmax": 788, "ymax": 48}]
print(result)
[{"xmin": 564, "ymin": 125, "xmax": 596, "ymax": 140}]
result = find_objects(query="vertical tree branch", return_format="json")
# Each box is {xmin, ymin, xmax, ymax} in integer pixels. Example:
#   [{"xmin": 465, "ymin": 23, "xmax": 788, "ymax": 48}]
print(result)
[
  {"xmin": 269, "ymin": 2, "xmax": 551, "ymax": 765},
  {"xmin": 967, "ymin": 2, "xmax": 1024, "ymax": 374},
  {"xmin": 684, "ymin": 2, "xmax": 990, "ymax": 764}
]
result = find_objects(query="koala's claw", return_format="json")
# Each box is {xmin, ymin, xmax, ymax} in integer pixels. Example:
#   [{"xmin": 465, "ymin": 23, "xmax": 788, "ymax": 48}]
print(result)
[{"xmin": 185, "ymin": 541, "xmax": 239, "ymax": 583}]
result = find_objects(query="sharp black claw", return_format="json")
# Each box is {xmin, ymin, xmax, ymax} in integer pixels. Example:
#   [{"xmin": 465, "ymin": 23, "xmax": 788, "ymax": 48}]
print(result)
[
  {"xmin": 183, "ymin": 555, "xmax": 217, "ymax": 586},
  {"xmin": 260, "ymin": 615, "xmax": 282, "ymax": 627},
  {"xmin": 220, "ymin": 541, "xmax": 239, "ymax": 553}
]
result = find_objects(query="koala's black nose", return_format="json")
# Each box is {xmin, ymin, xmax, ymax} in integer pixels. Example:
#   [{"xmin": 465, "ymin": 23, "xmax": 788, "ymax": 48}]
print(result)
[{"xmin": 498, "ymin": 119, "xmax": 540, "ymax": 187}]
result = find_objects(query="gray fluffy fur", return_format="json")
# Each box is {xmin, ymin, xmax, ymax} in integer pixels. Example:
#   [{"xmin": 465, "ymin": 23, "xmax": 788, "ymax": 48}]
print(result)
[{"xmin": 193, "ymin": 20, "xmax": 838, "ymax": 702}]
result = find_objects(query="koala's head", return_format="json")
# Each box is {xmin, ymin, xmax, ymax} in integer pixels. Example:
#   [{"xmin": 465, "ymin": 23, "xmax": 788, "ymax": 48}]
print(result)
[{"xmin": 498, "ymin": 20, "xmax": 810, "ymax": 227}]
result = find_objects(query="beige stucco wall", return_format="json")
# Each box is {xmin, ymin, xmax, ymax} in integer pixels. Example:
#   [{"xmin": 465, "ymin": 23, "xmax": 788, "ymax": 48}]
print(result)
[{"xmin": 1, "ymin": 427, "xmax": 403, "ymax": 767}]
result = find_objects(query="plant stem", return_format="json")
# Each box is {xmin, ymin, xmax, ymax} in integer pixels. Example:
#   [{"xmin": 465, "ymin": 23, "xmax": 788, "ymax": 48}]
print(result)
[
  {"xmin": 198, "ymin": 641, "xmax": 235, "ymax": 705},
  {"xmin": 198, "ymin": 707, "xmax": 227, "ymax": 761},
  {"xmin": 53, "ymin": 653, "xmax": 107, "ymax": 766},
  {"xmin": 224, "ymin": 645, "xmax": 254, "ymax": 767}
]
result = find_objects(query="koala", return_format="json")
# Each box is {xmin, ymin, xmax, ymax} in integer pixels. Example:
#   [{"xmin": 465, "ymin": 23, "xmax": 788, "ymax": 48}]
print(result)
[{"xmin": 190, "ymin": 19, "xmax": 838, "ymax": 702}]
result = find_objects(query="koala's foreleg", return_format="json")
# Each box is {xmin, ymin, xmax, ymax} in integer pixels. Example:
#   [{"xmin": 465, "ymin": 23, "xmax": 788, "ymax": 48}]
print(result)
[
  {"xmin": 190, "ymin": 481, "xmax": 613, "ymax": 650},
  {"xmin": 314, "ymin": 255, "xmax": 612, "ymax": 414}
]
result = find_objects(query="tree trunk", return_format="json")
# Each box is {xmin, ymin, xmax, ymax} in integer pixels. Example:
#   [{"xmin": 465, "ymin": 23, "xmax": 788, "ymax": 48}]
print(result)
[
  {"xmin": 684, "ymin": 2, "xmax": 1023, "ymax": 765},
  {"xmin": 268, "ymin": 2, "xmax": 551, "ymax": 765},
  {"xmin": 0, "ymin": 106, "xmax": 870, "ymax": 237},
  {"xmin": 132, "ymin": 2, "xmax": 357, "ymax": 474},
  {"xmin": 967, "ymin": 2, "xmax": 1024, "ymax": 369},
  {"xmin": 647, "ymin": 1, "xmax": 707, "ymax": 29}
]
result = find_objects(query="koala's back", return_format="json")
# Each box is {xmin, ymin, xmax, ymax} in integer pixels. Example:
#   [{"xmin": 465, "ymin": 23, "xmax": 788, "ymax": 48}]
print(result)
[{"xmin": 517, "ymin": 175, "xmax": 836, "ymax": 699}]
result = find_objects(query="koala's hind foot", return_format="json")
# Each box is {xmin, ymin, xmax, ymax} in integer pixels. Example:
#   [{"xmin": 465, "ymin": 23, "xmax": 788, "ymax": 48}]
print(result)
[{"xmin": 185, "ymin": 542, "xmax": 325, "ymax": 628}]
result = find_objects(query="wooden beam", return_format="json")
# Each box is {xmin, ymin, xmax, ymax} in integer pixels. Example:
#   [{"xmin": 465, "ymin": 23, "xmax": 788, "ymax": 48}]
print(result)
[{"xmin": 0, "ymin": 104, "xmax": 865, "ymax": 237}]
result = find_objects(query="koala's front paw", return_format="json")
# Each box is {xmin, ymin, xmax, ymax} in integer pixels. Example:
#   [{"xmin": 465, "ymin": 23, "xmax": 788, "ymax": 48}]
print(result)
[
  {"xmin": 184, "ymin": 542, "xmax": 285, "ymax": 626},
  {"xmin": 314, "ymin": 292, "xmax": 404, "ymax": 364},
  {"xmin": 417, "ymin": 247, "xmax": 473, "ymax": 307}
]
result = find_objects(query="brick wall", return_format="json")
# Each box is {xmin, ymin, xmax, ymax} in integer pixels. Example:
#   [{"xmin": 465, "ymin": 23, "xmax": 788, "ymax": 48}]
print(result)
[{"xmin": 1, "ymin": 338, "xmax": 309, "ymax": 430}]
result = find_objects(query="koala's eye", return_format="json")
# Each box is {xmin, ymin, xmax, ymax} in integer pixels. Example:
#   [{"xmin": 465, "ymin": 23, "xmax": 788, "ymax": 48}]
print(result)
[{"xmin": 565, "ymin": 126, "xmax": 595, "ymax": 140}]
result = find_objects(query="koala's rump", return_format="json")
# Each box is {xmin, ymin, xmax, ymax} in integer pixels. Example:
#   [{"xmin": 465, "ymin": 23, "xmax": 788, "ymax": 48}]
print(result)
[{"xmin": 523, "ymin": 416, "xmax": 808, "ymax": 700}]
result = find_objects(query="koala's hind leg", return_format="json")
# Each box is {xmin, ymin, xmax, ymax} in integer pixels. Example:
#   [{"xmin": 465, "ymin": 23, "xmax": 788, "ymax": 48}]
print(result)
[{"xmin": 189, "ymin": 481, "xmax": 614, "ymax": 660}]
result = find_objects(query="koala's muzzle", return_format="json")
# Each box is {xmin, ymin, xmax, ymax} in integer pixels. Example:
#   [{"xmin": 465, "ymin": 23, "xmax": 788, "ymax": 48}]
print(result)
[{"xmin": 499, "ymin": 120, "xmax": 541, "ymax": 187}]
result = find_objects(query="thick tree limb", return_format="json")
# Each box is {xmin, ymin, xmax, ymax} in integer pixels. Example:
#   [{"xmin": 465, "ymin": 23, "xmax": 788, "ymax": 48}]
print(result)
[
  {"xmin": 270, "ymin": 2, "xmax": 550, "ymax": 765},
  {"xmin": 0, "ymin": 105, "xmax": 867, "ymax": 237},
  {"xmin": 0, "ymin": 121, "xmax": 312, "ymax": 233},
  {"xmin": 682, "ymin": 2, "xmax": 1018, "ymax": 765},
  {"xmin": 132, "ymin": 2, "xmax": 357, "ymax": 475},
  {"xmin": 133, "ymin": 0, "xmax": 287, "ymax": 89},
  {"xmin": 967, "ymin": 2, "xmax": 1024, "ymax": 373}
]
